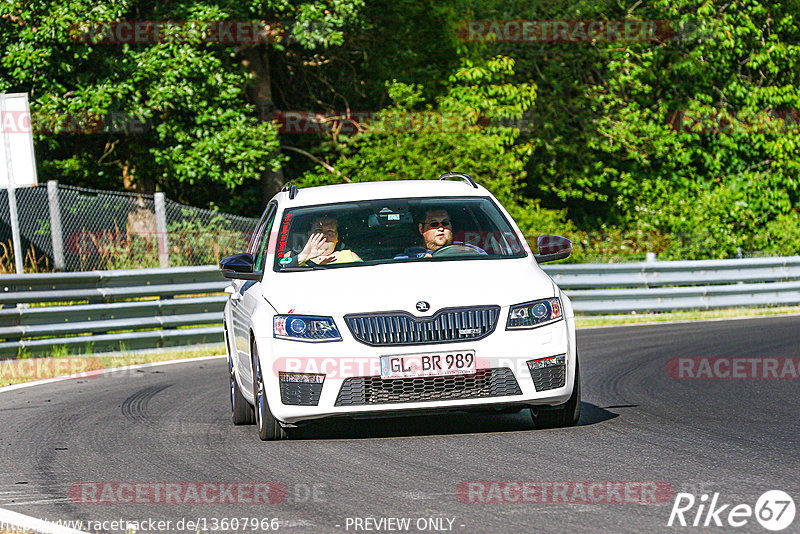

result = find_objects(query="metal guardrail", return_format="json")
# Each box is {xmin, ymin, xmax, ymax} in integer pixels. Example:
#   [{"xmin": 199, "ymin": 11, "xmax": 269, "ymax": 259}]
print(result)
[
  {"xmin": 541, "ymin": 256, "xmax": 800, "ymax": 313},
  {"xmin": 0, "ymin": 266, "xmax": 227, "ymax": 357},
  {"xmin": 542, "ymin": 256, "xmax": 800, "ymax": 288},
  {"xmin": 1, "ymin": 257, "xmax": 799, "ymax": 357}
]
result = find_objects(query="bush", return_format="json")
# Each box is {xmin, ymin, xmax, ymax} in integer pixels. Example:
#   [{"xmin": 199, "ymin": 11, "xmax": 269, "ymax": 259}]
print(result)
[{"xmin": 754, "ymin": 212, "xmax": 800, "ymax": 257}]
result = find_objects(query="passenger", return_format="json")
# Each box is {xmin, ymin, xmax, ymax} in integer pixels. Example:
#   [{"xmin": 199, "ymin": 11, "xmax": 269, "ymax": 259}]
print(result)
[{"xmin": 296, "ymin": 215, "xmax": 362, "ymax": 266}]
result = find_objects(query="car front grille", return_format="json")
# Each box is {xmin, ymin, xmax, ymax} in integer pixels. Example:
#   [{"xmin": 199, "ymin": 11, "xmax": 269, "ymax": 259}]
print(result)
[
  {"xmin": 279, "ymin": 382, "xmax": 323, "ymax": 406},
  {"xmin": 344, "ymin": 306, "xmax": 500, "ymax": 346},
  {"xmin": 334, "ymin": 367, "xmax": 521, "ymax": 406}
]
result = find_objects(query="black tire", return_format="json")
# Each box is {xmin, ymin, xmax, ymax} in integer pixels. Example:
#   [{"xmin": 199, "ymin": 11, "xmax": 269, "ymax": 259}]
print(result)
[
  {"xmin": 531, "ymin": 355, "xmax": 581, "ymax": 429},
  {"xmin": 229, "ymin": 355, "xmax": 255, "ymax": 425},
  {"xmin": 251, "ymin": 341, "xmax": 287, "ymax": 441},
  {"xmin": 227, "ymin": 325, "xmax": 255, "ymax": 425}
]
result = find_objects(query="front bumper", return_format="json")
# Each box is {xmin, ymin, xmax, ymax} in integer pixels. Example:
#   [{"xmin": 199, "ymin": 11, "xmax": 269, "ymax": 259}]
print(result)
[{"xmin": 256, "ymin": 309, "xmax": 577, "ymax": 424}]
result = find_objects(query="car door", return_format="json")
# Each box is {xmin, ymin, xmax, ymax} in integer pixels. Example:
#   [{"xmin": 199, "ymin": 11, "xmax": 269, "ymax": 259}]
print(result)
[
  {"xmin": 233, "ymin": 202, "xmax": 277, "ymax": 386},
  {"xmin": 230, "ymin": 203, "xmax": 274, "ymax": 382}
]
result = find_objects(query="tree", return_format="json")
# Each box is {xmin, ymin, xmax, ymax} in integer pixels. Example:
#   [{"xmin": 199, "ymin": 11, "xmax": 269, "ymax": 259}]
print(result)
[
  {"xmin": 583, "ymin": 0, "xmax": 800, "ymax": 257},
  {"xmin": 296, "ymin": 55, "xmax": 573, "ymax": 238},
  {"xmin": 0, "ymin": 0, "xmax": 363, "ymax": 213}
]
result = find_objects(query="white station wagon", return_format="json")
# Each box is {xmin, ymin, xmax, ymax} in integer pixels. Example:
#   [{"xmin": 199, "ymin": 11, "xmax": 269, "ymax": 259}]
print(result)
[{"xmin": 220, "ymin": 173, "xmax": 580, "ymax": 440}]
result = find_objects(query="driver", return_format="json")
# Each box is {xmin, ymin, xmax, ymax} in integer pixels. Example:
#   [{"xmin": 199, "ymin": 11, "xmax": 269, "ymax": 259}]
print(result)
[
  {"xmin": 396, "ymin": 208, "xmax": 485, "ymax": 258},
  {"xmin": 419, "ymin": 208, "xmax": 454, "ymax": 254}
]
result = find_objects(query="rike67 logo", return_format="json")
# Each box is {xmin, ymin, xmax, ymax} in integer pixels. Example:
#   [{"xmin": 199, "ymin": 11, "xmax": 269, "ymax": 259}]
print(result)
[{"xmin": 668, "ymin": 490, "xmax": 796, "ymax": 531}]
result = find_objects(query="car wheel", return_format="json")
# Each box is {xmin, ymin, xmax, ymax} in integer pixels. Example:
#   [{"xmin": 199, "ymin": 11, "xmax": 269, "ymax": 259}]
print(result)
[
  {"xmin": 251, "ymin": 340, "xmax": 287, "ymax": 441},
  {"xmin": 228, "ymin": 342, "xmax": 255, "ymax": 425},
  {"xmin": 531, "ymin": 355, "xmax": 581, "ymax": 429}
]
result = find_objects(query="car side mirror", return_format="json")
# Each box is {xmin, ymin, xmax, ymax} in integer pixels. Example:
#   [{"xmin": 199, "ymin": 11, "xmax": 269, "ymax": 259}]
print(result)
[
  {"xmin": 220, "ymin": 253, "xmax": 263, "ymax": 280},
  {"xmin": 534, "ymin": 235, "xmax": 572, "ymax": 263}
]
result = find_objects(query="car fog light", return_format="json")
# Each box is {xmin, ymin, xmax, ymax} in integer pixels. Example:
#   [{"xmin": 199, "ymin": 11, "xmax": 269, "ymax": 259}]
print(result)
[
  {"xmin": 279, "ymin": 372, "xmax": 325, "ymax": 384},
  {"xmin": 527, "ymin": 354, "xmax": 566, "ymax": 370}
]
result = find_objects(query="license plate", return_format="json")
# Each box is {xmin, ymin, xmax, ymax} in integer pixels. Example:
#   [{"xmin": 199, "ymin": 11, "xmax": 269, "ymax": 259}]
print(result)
[{"xmin": 380, "ymin": 350, "xmax": 476, "ymax": 380}]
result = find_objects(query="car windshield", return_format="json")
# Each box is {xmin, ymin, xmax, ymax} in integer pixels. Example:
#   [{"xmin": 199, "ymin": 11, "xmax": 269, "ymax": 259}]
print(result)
[{"xmin": 273, "ymin": 196, "xmax": 527, "ymax": 271}]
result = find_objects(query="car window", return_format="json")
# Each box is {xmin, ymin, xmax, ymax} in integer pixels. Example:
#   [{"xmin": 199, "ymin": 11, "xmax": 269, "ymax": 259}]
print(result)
[
  {"xmin": 254, "ymin": 203, "xmax": 277, "ymax": 271},
  {"xmin": 247, "ymin": 205, "xmax": 273, "ymax": 255},
  {"xmin": 273, "ymin": 196, "xmax": 527, "ymax": 271}
]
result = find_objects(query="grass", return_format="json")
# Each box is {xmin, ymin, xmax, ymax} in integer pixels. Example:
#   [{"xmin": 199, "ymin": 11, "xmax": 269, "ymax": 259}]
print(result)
[
  {"xmin": 575, "ymin": 305, "xmax": 800, "ymax": 327},
  {"xmin": 2, "ymin": 305, "xmax": 800, "ymax": 387},
  {"xmin": 0, "ymin": 344, "xmax": 224, "ymax": 387}
]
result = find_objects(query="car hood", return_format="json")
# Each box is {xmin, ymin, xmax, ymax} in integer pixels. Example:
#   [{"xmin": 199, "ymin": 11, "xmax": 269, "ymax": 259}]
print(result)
[{"xmin": 265, "ymin": 258, "xmax": 556, "ymax": 316}]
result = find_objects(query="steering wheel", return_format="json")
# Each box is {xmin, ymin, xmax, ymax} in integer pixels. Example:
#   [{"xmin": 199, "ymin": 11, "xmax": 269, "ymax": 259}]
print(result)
[{"xmin": 431, "ymin": 243, "xmax": 488, "ymax": 257}]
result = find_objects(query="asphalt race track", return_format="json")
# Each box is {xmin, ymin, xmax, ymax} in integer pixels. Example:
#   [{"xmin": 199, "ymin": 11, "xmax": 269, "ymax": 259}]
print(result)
[{"xmin": 1, "ymin": 316, "xmax": 799, "ymax": 534}]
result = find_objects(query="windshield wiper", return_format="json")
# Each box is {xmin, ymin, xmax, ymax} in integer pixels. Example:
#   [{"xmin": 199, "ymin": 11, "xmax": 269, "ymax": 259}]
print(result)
[{"xmin": 279, "ymin": 265, "xmax": 330, "ymax": 271}]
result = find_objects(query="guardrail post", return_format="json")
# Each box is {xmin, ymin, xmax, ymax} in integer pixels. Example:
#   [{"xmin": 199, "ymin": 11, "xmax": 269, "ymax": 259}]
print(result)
[
  {"xmin": 154, "ymin": 192, "xmax": 169, "ymax": 268},
  {"xmin": 47, "ymin": 180, "xmax": 65, "ymax": 271},
  {"xmin": 646, "ymin": 252, "xmax": 657, "ymax": 262}
]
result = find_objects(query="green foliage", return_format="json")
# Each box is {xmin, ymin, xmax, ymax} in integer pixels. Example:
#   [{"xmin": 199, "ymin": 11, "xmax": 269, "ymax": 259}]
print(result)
[
  {"xmin": 566, "ymin": 228, "xmax": 674, "ymax": 263},
  {"xmin": 466, "ymin": 0, "xmax": 800, "ymax": 259},
  {"xmin": 167, "ymin": 212, "xmax": 249, "ymax": 266},
  {"xmin": 3, "ymin": 0, "xmax": 800, "ymax": 262},
  {"xmin": 83, "ymin": 231, "xmax": 159, "ymax": 270},
  {"xmin": 297, "ymin": 56, "xmax": 571, "ymax": 238},
  {"xmin": 582, "ymin": 0, "xmax": 800, "ymax": 258},
  {"xmin": 539, "ymin": 1, "xmax": 800, "ymax": 258},
  {"xmin": 66, "ymin": 213, "xmax": 249, "ymax": 270},
  {"xmin": 0, "ymin": 0, "xmax": 364, "ymax": 203},
  {"xmin": 754, "ymin": 211, "xmax": 800, "ymax": 256}
]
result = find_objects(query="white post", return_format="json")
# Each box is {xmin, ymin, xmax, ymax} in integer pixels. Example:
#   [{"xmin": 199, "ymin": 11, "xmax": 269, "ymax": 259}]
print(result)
[
  {"xmin": 1, "ymin": 95, "xmax": 24, "ymax": 274},
  {"xmin": 47, "ymin": 180, "xmax": 65, "ymax": 271},
  {"xmin": 646, "ymin": 252, "xmax": 657, "ymax": 262},
  {"xmin": 154, "ymin": 192, "xmax": 169, "ymax": 268},
  {"xmin": 6, "ymin": 187, "xmax": 23, "ymax": 274}
]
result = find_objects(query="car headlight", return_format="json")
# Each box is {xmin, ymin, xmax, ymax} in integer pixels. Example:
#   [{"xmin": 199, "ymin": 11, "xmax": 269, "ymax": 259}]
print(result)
[
  {"xmin": 273, "ymin": 315, "xmax": 342, "ymax": 342},
  {"xmin": 506, "ymin": 297, "xmax": 563, "ymax": 330}
]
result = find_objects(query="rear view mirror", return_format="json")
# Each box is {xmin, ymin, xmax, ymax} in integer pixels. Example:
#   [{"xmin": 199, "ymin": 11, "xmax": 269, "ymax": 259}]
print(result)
[
  {"xmin": 367, "ymin": 206, "xmax": 414, "ymax": 227},
  {"xmin": 220, "ymin": 253, "xmax": 263, "ymax": 280},
  {"xmin": 534, "ymin": 235, "xmax": 572, "ymax": 263}
]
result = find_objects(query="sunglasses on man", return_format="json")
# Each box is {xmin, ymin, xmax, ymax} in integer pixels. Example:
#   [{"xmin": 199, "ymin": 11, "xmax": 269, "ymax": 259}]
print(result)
[{"xmin": 425, "ymin": 219, "xmax": 451, "ymax": 229}]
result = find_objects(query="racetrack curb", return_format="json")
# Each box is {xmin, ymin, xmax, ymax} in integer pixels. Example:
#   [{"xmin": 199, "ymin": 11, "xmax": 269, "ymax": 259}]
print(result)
[
  {"xmin": 0, "ymin": 354, "xmax": 225, "ymax": 394},
  {"xmin": 576, "ymin": 310, "xmax": 800, "ymax": 329},
  {"xmin": 0, "ymin": 506, "xmax": 88, "ymax": 534}
]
